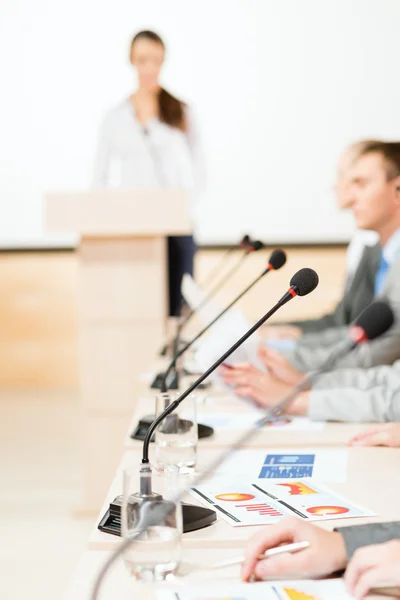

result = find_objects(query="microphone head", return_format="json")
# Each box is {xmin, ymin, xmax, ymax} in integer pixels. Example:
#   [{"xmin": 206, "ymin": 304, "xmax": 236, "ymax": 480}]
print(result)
[
  {"xmin": 268, "ymin": 249, "xmax": 287, "ymax": 271},
  {"xmin": 239, "ymin": 234, "xmax": 251, "ymax": 248},
  {"xmin": 352, "ymin": 301, "xmax": 394, "ymax": 342},
  {"xmin": 290, "ymin": 268, "xmax": 319, "ymax": 296},
  {"xmin": 249, "ymin": 240, "xmax": 264, "ymax": 252}
]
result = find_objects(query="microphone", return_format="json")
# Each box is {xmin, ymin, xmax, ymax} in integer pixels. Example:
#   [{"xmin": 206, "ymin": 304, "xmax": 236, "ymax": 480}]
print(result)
[
  {"xmin": 200, "ymin": 234, "xmax": 252, "ymax": 289},
  {"xmin": 159, "ymin": 248, "xmax": 287, "ymax": 394},
  {"xmin": 157, "ymin": 235, "xmax": 255, "ymax": 359},
  {"xmin": 92, "ymin": 267, "xmax": 319, "ymax": 594},
  {"xmin": 189, "ymin": 239, "xmax": 265, "ymax": 322},
  {"xmin": 141, "ymin": 267, "xmax": 318, "ymax": 478},
  {"xmin": 91, "ymin": 301, "xmax": 394, "ymax": 600},
  {"xmin": 131, "ymin": 249, "xmax": 287, "ymax": 441}
]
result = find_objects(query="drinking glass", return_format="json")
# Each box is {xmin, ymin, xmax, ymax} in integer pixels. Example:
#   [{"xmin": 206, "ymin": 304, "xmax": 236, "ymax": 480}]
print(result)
[
  {"xmin": 121, "ymin": 463, "xmax": 182, "ymax": 582},
  {"xmin": 155, "ymin": 392, "xmax": 198, "ymax": 474}
]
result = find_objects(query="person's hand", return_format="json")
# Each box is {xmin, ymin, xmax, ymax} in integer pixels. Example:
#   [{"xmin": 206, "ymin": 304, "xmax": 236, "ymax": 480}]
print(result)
[
  {"xmin": 344, "ymin": 540, "xmax": 400, "ymax": 599},
  {"xmin": 258, "ymin": 345, "xmax": 304, "ymax": 386},
  {"xmin": 219, "ymin": 363, "xmax": 310, "ymax": 414},
  {"xmin": 219, "ymin": 363, "xmax": 292, "ymax": 408},
  {"xmin": 349, "ymin": 423, "xmax": 400, "ymax": 447},
  {"xmin": 261, "ymin": 325, "xmax": 303, "ymax": 341},
  {"xmin": 241, "ymin": 517, "xmax": 347, "ymax": 582}
]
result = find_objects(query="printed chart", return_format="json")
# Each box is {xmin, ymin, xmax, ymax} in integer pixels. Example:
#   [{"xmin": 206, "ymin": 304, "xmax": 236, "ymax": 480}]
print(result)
[{"xmin": 189, "ymin": 477, "xmax": 375, "ymax": 527}]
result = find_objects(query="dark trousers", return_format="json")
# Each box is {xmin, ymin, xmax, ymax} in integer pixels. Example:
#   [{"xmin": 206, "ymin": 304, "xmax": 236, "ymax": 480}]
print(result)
[{"xmin": 167, "ymin": 235, "xmax": 196, "ymax": 317}]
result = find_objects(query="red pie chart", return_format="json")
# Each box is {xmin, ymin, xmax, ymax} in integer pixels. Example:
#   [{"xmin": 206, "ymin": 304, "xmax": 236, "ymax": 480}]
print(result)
[
  {"xmin": 306, "ymin": 505, "xmax": 350, "ymax": 516},
  {"xmin": 215, "ymin": 493, "xmax": 255, "ymax": 502}
]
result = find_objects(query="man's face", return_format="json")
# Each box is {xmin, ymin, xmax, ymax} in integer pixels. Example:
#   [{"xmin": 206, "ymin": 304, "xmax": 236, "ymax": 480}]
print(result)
[{"xmin": 345, "ymin": 152, "xmax": 400, "ymax": 231}]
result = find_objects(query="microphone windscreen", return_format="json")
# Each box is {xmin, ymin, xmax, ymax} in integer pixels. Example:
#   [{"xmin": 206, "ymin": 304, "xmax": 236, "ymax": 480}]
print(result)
[
  {"xmin": 354, "ymin": 301, "xmax": 394, "ymax": 340},
  {"xmin": 290, "ymin": 268, "xmax": 319, "ymax": 296},
  {"xmin": 241, "ymin": 234, "xmax": 251, "ymax": 246},
  {"xmin": 268, "ymin": 249, "xmax": 287, "ymax": 270},
  {"xmin": 251, "ymin": 240, "xmax": 264, "ymax": 252}
]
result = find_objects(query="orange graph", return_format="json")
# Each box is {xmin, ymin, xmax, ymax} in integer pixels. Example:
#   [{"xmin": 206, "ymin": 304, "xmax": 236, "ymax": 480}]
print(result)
[
  {"xmin": 283, "ymin": 587, "xmax": 320, "ymax": 600},
  {"xmin": 306, "ymin": 505, "xmax": 349, "ymax": 516},
  {"xmin": 215, "ymin": 493, "xmax": 255, "ymax": 502},
  {"xmin": 277, "ymin": 482, "xmax": 317, "ymax": 495}
]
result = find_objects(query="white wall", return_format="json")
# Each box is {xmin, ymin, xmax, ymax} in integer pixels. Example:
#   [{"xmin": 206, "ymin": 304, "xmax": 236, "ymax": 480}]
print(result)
[{"xmin": 0, "ymin": 0, "xmax": 400, "ymax": 247}]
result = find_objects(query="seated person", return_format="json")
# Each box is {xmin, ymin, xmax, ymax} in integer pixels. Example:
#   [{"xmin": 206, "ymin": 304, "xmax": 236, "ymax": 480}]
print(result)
[
  {"xmin": 242, "ymin": 517, "xmax": 400, "ymax": 599},
  {"xmin": 264, "ymin": 141, "xmax": 400, "ymax": 376},
  {"xmin": 221, "ymin": 142, "xmax": 400, "ymax": 407},
  {"xmin": 266, "ymin": 139, "xmax": 380, "ymax": 342}
]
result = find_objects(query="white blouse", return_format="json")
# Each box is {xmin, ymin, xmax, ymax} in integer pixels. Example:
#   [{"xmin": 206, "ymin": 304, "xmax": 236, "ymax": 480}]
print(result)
[{"xmin": 92, "ymin": 99, "xmax": 204, "ymax": 214}]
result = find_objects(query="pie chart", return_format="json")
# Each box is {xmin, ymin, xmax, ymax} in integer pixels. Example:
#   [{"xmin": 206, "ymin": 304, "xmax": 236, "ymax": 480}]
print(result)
[
  {"xmin": 306, "ymin": 505, "xmax": 349, "ymax": 516},
  {"xmin": 215, "ymin": 493, "xmax": 255, "ymax": 502}
]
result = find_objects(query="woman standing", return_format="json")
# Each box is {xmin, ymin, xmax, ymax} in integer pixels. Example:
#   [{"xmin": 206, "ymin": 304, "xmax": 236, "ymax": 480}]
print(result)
[{"xmin": 93, "ymin": 30, "xmax": 202, "ymax": 316}]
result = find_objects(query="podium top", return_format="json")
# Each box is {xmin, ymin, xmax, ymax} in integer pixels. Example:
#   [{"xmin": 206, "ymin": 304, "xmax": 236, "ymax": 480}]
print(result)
[{"xmin": 45, "ymin": 188, "xmax": 191, "ymax": 236}]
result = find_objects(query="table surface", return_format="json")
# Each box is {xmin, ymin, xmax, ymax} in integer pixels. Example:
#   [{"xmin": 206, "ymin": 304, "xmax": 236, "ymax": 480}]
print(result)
[
  {"xmin": 73, "ymin": 377, "xmax": 400, "ymax": 599},
  {"xmin": 65, "ymin": 549, "xmax": 386, "ymax": 600},
  {"xmin": 88, "ymin": 445, "xmax": 400, "ymax": 551}
]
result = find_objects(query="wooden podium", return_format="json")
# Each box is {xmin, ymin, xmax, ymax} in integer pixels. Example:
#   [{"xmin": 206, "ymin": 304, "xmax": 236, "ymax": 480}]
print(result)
[{"xmin": 46, "ymin": 189, "xmax": 191, "ymax": 510}]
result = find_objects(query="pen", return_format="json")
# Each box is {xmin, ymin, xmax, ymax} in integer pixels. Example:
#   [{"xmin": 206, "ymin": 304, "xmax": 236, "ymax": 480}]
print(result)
[{"xmin": 211, "ymin": 540, "xmax": 310, "ymax": 570}]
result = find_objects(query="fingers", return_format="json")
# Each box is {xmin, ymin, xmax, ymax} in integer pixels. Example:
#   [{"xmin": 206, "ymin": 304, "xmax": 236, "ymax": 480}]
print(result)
[
  {"xmin": 348, "ymin": 426, "xmax": 382, "ymax": 444},
  {"xmin": 344, "ymin": 544, "xmax": 385, "ymax": 592},
  {"xmin": 241, "ymin": 519, "xmax": 297, "ymax": 581},
  {"xmin": 352, "ymin": 565, "xmax": 396, "ymax": 600},
  {"xmin": 253, "ymin": 550, "xmax": 312, "ymax": 581},
  {"xmin": 349, "ymin": 428, "xmax": 391, "ymax": 447}
]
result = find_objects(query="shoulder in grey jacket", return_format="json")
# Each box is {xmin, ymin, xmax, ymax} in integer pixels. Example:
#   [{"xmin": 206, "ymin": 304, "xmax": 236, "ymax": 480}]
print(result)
[
  {"xmin": 292, "ymin": 244, "xmax": 380, "ymax": 333},
  {"xmin": 336, "ymin": 521, "xmax": 400, "ymax": 560},
  {"xmin": 285, "ymin": 251, "xmax": 400, "ymax": 373},
  {"xmin": 308, "ymin": 361, "xmax": 400, "ymax": 422}
]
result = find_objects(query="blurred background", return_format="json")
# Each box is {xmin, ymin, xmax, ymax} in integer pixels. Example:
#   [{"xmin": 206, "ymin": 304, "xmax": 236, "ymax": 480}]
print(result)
[{"xmin": 1, "ymin": 1, "xmax": 400, "ymax": 599}]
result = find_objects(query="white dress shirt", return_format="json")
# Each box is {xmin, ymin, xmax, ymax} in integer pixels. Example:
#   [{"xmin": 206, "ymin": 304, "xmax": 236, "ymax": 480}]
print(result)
[{"xmin": 92, "ymin": 99, "xmax": 204, "ymax": 218}]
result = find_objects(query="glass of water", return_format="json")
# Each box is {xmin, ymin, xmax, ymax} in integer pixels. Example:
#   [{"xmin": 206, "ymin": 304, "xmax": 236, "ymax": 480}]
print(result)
[
  {"xmin": 121, "ymin": 464, "xmax": 182, "ymax": 582},
  {"xmin": 155, "ymin": 392, "xmax": 198, "ymax": 474}
]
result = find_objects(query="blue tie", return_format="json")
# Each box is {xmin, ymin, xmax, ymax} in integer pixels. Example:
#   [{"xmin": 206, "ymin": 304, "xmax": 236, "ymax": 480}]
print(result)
[{"xmin": 374, "ymin": 254, "xmax": 390, "ymax": 296}]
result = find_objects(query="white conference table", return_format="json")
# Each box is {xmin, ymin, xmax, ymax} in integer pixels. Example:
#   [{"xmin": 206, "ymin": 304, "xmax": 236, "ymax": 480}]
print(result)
[
  {"xmin": 66, "ymin": 549, "xmax": 387, "ymax": 600},
  {"xmin": 88, "ymin": 445, "xmax": 400, "ymax": 551},
  {"xmin": 69, "ymin": 374, "xmax": 400, "ymax": 599}
]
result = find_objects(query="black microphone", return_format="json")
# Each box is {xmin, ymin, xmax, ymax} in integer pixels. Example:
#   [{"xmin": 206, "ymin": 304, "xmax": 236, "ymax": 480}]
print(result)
[
  {"xmin": 157, "ymin": 235, "xmax": 254, "ymax": 359},
  {"xmin": 159, "ymin": 248, "xmax": 287, "ymax": 394},
  {"xmin": 200, "ymin": 234, "xmax": 252, "ymax": 289},
  {"xmin": 92, "ymin": 301, "xmax": 394, "ymax": 600},
  {"xmin": 93, "ymin": 267, "xmax": 319, "ymax": 587},
  {"xmin": 141, "ymin": 267, "xmax": 318, "ymax": 477},
  {"xmin": 131, "ymin": 249, "xmax": 287, "ymax": 441},
  {"xmin": 189, "ymin": 239, "xmax": 265, "ymax": 322}
]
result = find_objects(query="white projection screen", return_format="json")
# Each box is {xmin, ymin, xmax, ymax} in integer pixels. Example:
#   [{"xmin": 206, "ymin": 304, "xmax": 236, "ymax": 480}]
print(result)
[{"xmin": 0, "ymin": 0, "xmax": 400, "ymax": 247}]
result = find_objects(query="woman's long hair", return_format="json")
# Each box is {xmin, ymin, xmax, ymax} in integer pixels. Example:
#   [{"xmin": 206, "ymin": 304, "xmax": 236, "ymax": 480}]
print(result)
[{"xmin": 130, "ymin": 30, "xmax": 186, "ymax": 132}]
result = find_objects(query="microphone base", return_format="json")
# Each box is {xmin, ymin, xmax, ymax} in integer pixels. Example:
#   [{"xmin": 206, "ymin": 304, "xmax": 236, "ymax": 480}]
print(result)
[
  {"xmin": 98, "ymin": 496, "xmax": 217, "ymax": 535},
  {"xmin": 150, "ymin": 370, "xmax": 212, "ymax": 390},
  {"xmin": 130, "ymin": 415, "xmax": 214, "ymax": 442}
]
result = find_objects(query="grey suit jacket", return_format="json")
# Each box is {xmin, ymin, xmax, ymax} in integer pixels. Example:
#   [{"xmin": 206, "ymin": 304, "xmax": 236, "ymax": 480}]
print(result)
[
  {"xmin": 285, "ymin": 251, "xmax": 400, "ymax": 372},
  {"xmin": 292, "ymin": 244, "xmax": 380, "ymax": 333},
  {"xmin": 336, "ymin": 521, "xmax": 400, "ymax": 560},
  {"xmin": 308, "ymin": 360, "xmax": 400, "ymax": 421}
]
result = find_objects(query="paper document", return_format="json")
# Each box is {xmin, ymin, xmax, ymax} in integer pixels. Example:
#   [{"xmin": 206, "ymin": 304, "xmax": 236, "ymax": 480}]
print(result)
[
  {"xmin": 195, "ymin": 413, "xmax": 325, "ymax": 432},
  {"xmin": 181, "ymin": 275, "xmax": 265, "ymax": 396},
  {"xmin": 189, "ymin": 476, "xmax": 375, "ymax": 527},
  {"xmin": 213, "ymin": 447, "xmax": 348, "ymax": 483},
  {"xmin": 158, "ymin": 578, "xmax": 355, "ymax": 599}
]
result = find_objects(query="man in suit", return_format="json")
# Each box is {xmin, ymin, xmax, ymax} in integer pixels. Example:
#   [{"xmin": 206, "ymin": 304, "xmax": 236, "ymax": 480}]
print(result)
[
  {"xmin": 221, "ymin": 142, "xmax": 400, "ymax": 412},
  {"xmin": 263, "ymin": 140, "xmax": 400, "ymax": 343},
  {"xmin": 242, "ymin": 517, "xmax": 400, "ymax": 597}
]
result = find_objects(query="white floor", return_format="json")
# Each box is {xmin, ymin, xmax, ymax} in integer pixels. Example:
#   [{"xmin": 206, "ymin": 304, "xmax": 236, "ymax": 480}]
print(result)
[{"xmin": 0, "ymin": 391, "xmax": 94, "ymax": 600}]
